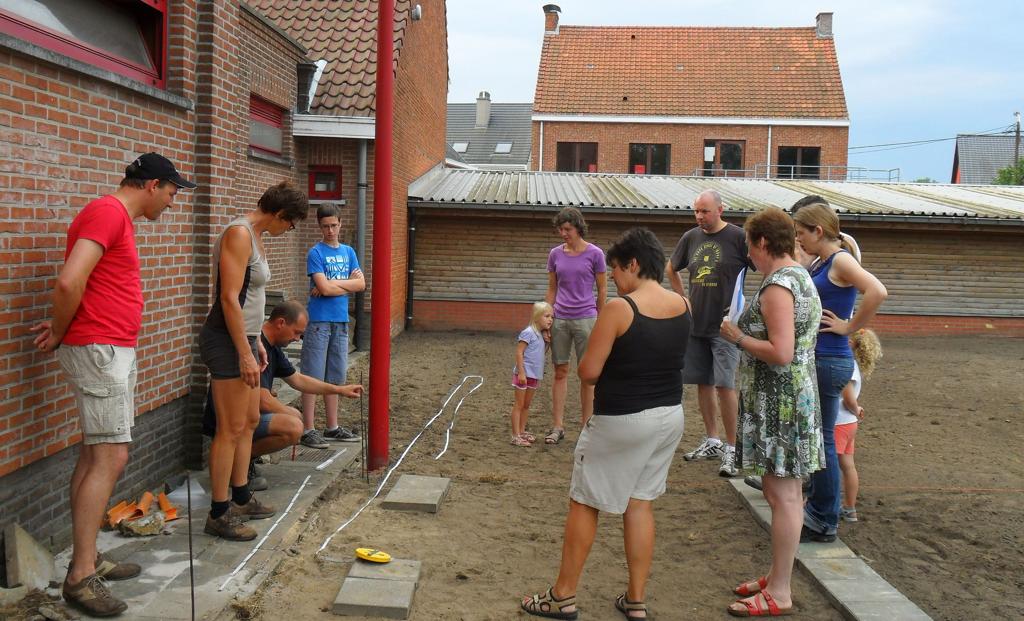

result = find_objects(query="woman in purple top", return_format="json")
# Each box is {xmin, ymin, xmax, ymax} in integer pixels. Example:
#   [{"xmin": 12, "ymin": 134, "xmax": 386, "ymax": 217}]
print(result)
[{"xmin": 544, "ymin": 207, "xmax": 607, "ymax": 444}]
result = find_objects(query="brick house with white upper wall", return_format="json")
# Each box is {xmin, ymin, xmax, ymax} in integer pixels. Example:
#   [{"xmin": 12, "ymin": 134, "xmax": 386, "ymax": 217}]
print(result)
[
  {"xmin": 531, "ymin": 5, "xmax": 850, "ymax": 180},
  {"xmin": 0, "ymin": 0, "xmax": 447, "ymax": 550}
]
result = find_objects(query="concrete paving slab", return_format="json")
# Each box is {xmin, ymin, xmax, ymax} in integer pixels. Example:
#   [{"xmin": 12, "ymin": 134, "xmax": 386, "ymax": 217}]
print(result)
[
  {"xmin": 381, "ymin": 475, "xmax": 450, "ymax": 513},
  {"xmin": 816, "ymin": 575, "xmax": 911, "ymax": 603},
  {"xmin": 3, "ymin": 522, "xmax": 55, "ymax": 590},
  {"xmin": 801, "ymin": 558, "xmax": 884, "ymax": 581},
  {"xmin": 840, "ymin": 599, "xmax": 934, "ymax": 621},
  {"xmin": 347, "ymin": 558, "xmax": 421, "ymax": 584},
  {"xmin": 797, "ymin": 539, "xmax": 858, "ymax": 560},
  {"xmin": 727, "ymin": 479, "xmax": 933, "ymax": 621},
  {"xmin": 333, "ymin": 576, "xmax": 416, "ymax": 619}
]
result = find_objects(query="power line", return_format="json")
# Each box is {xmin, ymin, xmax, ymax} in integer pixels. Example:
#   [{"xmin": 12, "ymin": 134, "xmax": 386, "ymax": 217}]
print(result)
[{"xmin": 848, "ymin": 125, "xmax": 1013, "ymax": 152}]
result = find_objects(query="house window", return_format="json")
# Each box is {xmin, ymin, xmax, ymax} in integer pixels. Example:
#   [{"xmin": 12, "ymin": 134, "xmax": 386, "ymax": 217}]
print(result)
[
  {"xmin": 629, "ymin": 143, "xmax": 670, "ymax": 175},
  {"xmin": 452, "ymin": 142, "xmax": 469, "ymax": 153},
  {"xmin": 249, "ymin": 94, "xmax": 284, "ymax": 156},
  {"xmin": 556, "ymin": 142, "xmax": 598, "ymax": 173},
  {"xmin": 776, "ymin": 146, "xmax": 821, "ymax": 179},
  {"xmin": 308, "ymin": 166, "xmax": 343, "ymax": 200},
  {"xmin": 702, "ymin": 140, "xmax": 745, "ymax": 177},
  {"xmin": 0, "ymin": 0, "xmax": 167, "ymax": 88},
  {"xmin": 494, "ymin": 142, "xmax": 513, "ymax": 154}
]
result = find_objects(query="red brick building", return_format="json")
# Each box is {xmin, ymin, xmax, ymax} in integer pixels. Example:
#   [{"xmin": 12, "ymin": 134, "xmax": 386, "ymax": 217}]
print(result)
[
  {"xmin": 0, "ymin": 0, "xmax": 447, "ymax": 547},
  {"xmin": 530, "ymin": 5, "xmax": 849, "ymax": 180}
]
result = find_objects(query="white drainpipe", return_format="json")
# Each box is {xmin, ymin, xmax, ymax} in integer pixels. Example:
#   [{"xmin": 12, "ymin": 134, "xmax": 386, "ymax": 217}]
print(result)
[{"xmin": 766, "ymin": 125, "xmax": 772, "ymax": 178}]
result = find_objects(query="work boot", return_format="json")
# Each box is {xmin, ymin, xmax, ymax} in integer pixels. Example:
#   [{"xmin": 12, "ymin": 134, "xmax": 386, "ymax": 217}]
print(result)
[
  {"xmin": 63, "ymin": 573, "xmax": 128, "ymax": 617},
  {"xmin": 95, "ymin": 553, "xmax": 141, "ymax": 581},
  {"xmin": 228, "ymin": 494, "xmax": 276, "ymax": 521},
  {"xmin": 204, "ymin": 512, "xmax": 257, "ymax": 541}
]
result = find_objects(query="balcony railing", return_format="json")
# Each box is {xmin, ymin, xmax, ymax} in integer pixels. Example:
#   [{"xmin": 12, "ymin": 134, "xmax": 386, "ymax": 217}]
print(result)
[{"xmin": 689, "ymin": 164, "xmax": 901, "ymax": 182}]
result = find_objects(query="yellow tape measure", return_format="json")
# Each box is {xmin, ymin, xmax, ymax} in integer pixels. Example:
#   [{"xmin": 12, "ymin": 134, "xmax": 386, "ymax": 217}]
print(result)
[{"xmin": 355, "ymin": 547, "xmax": 391, "ymax": 563}]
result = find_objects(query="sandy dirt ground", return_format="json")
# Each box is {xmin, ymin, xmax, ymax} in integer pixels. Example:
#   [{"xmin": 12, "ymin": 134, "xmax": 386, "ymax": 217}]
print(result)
[{"xmin": 242, "ymin": 332, "xmax": 1023, "ymax": 621}]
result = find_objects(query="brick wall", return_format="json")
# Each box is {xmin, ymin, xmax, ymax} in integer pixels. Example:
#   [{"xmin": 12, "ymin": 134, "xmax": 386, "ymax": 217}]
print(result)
[
  {"xmin": 0, "ymin": 0, "xmax": 316, "ymax": 545},
  {"xmin": 0, "ymin": 7, "xmax": 200, "ymax": 481},
  {"xmin": 293, "ymin": 137, "xmax": 376, "ymax": 305},
  {"xmin": 530, "ymin": 120, "xmax": 848, "ymax": 177},
  {"xmin": 389, "ymin": 0, "xmax": 448, "ymax": 333},
  {"xmin": 0, "ymin": 399, "xmax": 188, "ymax": 550}
]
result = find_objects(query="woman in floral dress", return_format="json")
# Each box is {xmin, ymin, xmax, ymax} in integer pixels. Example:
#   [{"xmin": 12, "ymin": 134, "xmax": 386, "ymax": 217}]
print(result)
[{"xmin": 720, "ymin": 207, "xmax": 823, "ymax": 617}]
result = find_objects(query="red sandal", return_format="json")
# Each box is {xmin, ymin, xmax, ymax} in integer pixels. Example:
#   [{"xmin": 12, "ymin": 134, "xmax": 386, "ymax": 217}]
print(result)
[
  {"xmin": 727, "ymin": 590, "xmax": 794, "ymax": 617},
  {"xmin": 733, "ymin": 575, "xmax": 768, "ymax": 596}
]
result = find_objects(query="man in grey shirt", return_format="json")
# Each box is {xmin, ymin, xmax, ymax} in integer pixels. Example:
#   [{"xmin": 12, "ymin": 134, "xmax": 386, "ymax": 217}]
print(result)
[{"xmin": 666, "ymin": 190, "xmax": 751, "ymax": 477}]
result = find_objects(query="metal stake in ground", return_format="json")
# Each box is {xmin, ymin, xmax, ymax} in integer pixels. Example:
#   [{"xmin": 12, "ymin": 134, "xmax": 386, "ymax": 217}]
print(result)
[
  {"xmin": 187, "ymin": 471, "xmax": 195, "ymax": 621},
  {"xmin": 360, "ymin": 370, "xmax": 368, "ymax": 484}
]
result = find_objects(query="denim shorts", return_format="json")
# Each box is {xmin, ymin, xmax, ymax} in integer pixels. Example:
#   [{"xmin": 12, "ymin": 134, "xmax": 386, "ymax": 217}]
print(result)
[
  {"xmin": 300, "ymin": 321, "xmax": 349, "ymax": 384},
  {"xmin": 57, "ymin": 344, "xmax": 137, "ymax": 445}
]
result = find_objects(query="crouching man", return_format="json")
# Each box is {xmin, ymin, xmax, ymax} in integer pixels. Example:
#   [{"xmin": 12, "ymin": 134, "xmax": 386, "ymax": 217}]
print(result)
[{"xmin": 203, "ymin": 301, "xmax": 362, "ymax": 492}]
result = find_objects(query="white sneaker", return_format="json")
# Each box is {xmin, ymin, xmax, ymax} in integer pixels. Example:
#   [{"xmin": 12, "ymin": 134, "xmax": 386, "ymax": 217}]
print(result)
[
  {"xmin": 683, "ymin": 436, "xmax": 724, "ymax": 461},
  {"xmin": 718, "ymin": 445, "xmax": 738, "ymax": 477}
]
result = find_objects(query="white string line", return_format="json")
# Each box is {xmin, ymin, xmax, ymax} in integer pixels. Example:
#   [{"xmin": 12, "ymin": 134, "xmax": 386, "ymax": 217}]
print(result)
[
  {"xmin": 316, "ymin": 374, "xmax": 484, "ymax": 555},
  {"xmin": 315, "ymin": 449, "xmax": 346, "ymax": 471},
  {"xmin": 434, "ymin": 376, "xmax": 484, "ymax": 460},
  {"xmin": 218, "ymin": 474, "xmax": 312, "ymax": 591}
]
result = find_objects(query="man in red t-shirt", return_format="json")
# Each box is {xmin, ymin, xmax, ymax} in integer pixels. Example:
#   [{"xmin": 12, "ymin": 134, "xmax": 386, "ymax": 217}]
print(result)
[{"xmin": 31, "ymin": 152, "xmax": 195, "ymax": 618}]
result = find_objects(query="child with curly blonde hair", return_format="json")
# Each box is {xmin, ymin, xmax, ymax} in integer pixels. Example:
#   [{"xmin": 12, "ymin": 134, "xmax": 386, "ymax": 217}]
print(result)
[{"xmin": 836, "ymin": 328, "xmax": 882, "ymax": 522}]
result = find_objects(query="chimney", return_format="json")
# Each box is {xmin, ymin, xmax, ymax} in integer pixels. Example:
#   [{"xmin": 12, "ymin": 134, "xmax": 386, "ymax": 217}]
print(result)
[
  {"xmin": 296, "ymin": 61, "xmax": 318, "ymax": 113},
  {"xmin": 475, "ymin": 91, "xmax": 491, "ymax": 128},
  {"xmin": 543, "ymin": 4, "xmax": 561, "ymax": 35},
  {"xmin": 815, "ymin": 12, "xmax": 833, "ymax": 38}
]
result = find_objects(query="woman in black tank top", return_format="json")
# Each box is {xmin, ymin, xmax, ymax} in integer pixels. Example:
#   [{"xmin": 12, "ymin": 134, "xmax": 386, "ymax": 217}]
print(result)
[{"xmin": 522, "ymin": 228, "xmax": 689, "ymax": 621}]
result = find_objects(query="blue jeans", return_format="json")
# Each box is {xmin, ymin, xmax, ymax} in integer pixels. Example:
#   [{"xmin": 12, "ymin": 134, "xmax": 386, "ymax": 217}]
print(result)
[
  {"xmin": 300, "ymin": 321, "xmax": 349, "ymax": 384},
  {"xmin": 804, "ymin": 355, "xmax": 854, "ymax": 535}
]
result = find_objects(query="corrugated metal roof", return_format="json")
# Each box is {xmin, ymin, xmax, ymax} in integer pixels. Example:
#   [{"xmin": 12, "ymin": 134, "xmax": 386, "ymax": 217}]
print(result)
[
  {"xmin": 408, "ymin": 169, "xmax": 1024, "ymax": 222},
  {"xmin": 953, "ymin": 134, "xmax": 1018, "ymax": 184}
]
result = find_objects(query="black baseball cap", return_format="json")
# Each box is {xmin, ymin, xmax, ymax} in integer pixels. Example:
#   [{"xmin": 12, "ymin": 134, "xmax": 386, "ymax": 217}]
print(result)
[{"xmin": 126, "ymin": 152, "xmax": 197, "ymax": 189}]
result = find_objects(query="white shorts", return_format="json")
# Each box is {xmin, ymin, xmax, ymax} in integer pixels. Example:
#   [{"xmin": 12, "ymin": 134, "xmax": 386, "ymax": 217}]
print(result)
[{"xmin": 569, "ymin": 404, "xmax": 684, "ymax": 514}]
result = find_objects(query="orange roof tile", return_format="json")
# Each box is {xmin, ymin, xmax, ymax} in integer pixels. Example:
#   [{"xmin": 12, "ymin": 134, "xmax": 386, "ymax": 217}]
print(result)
[
  {"xmin": 534, "ymin": 25, "xmax": 848, "ymax": 119},
  {"xmin": 246, "ymin": 0, "xmax": 411, "ymax": 116}
]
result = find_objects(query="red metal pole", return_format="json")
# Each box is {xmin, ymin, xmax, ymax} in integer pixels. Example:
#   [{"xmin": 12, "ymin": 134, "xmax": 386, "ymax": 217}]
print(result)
[{"xmin": 368, "ymin": 0, "xmax": 394, "ymax": 471}]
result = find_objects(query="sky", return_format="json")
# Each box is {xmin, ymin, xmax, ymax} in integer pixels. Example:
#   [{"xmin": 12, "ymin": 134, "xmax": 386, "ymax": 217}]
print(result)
[{"xmin": 444, "ymin": 0, "xmax": 1023, "ymax": 182}]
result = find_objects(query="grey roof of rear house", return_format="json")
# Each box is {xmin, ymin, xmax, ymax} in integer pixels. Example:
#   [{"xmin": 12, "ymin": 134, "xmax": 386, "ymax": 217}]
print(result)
[
  {"xmin": 446, "ymin": 102, "xmax": 532, "ymax": 170},
  {"xmin": 409, "ymin": 169, "xmax": 1024, "ymax": 224},
  {"xmin": 953, "ymin": 134, "xmax": 1019, "ymax": 184}
]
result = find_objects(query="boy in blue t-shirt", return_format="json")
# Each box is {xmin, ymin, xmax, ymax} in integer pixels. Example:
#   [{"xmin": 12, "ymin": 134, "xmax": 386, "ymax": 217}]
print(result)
[{"xmin": 299, "ymin": 204, "xmax": 366, "ymax": 448}]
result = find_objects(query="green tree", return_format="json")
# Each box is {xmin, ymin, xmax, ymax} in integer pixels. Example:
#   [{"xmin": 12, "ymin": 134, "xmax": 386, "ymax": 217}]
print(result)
[
  {"xmin": 912, "ymin": 177, "xmax": 936, "ymax": 183},
  {"xmin": 993, "ymin": 159, "xmax": 1024, "ymax": 185}
]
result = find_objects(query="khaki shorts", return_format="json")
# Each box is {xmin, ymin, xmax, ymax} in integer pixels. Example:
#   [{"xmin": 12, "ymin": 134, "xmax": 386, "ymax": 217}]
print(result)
[
  {"xmin": 57, "ymin": 344, "xmax": 136, "ymax": 445},
  {"xmin": 569, "ymin": 404, "xmax": 685, "ymax": 514},
  {"xmin": 551, "ymin": 317, "xmax": 596, "ymax": 365}
]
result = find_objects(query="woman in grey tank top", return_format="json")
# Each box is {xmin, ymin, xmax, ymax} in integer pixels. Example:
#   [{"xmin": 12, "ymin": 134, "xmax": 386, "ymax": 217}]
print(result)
[{"xmin": 199, "ymin": 182, "xmax": 308, "ymax": 541}]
